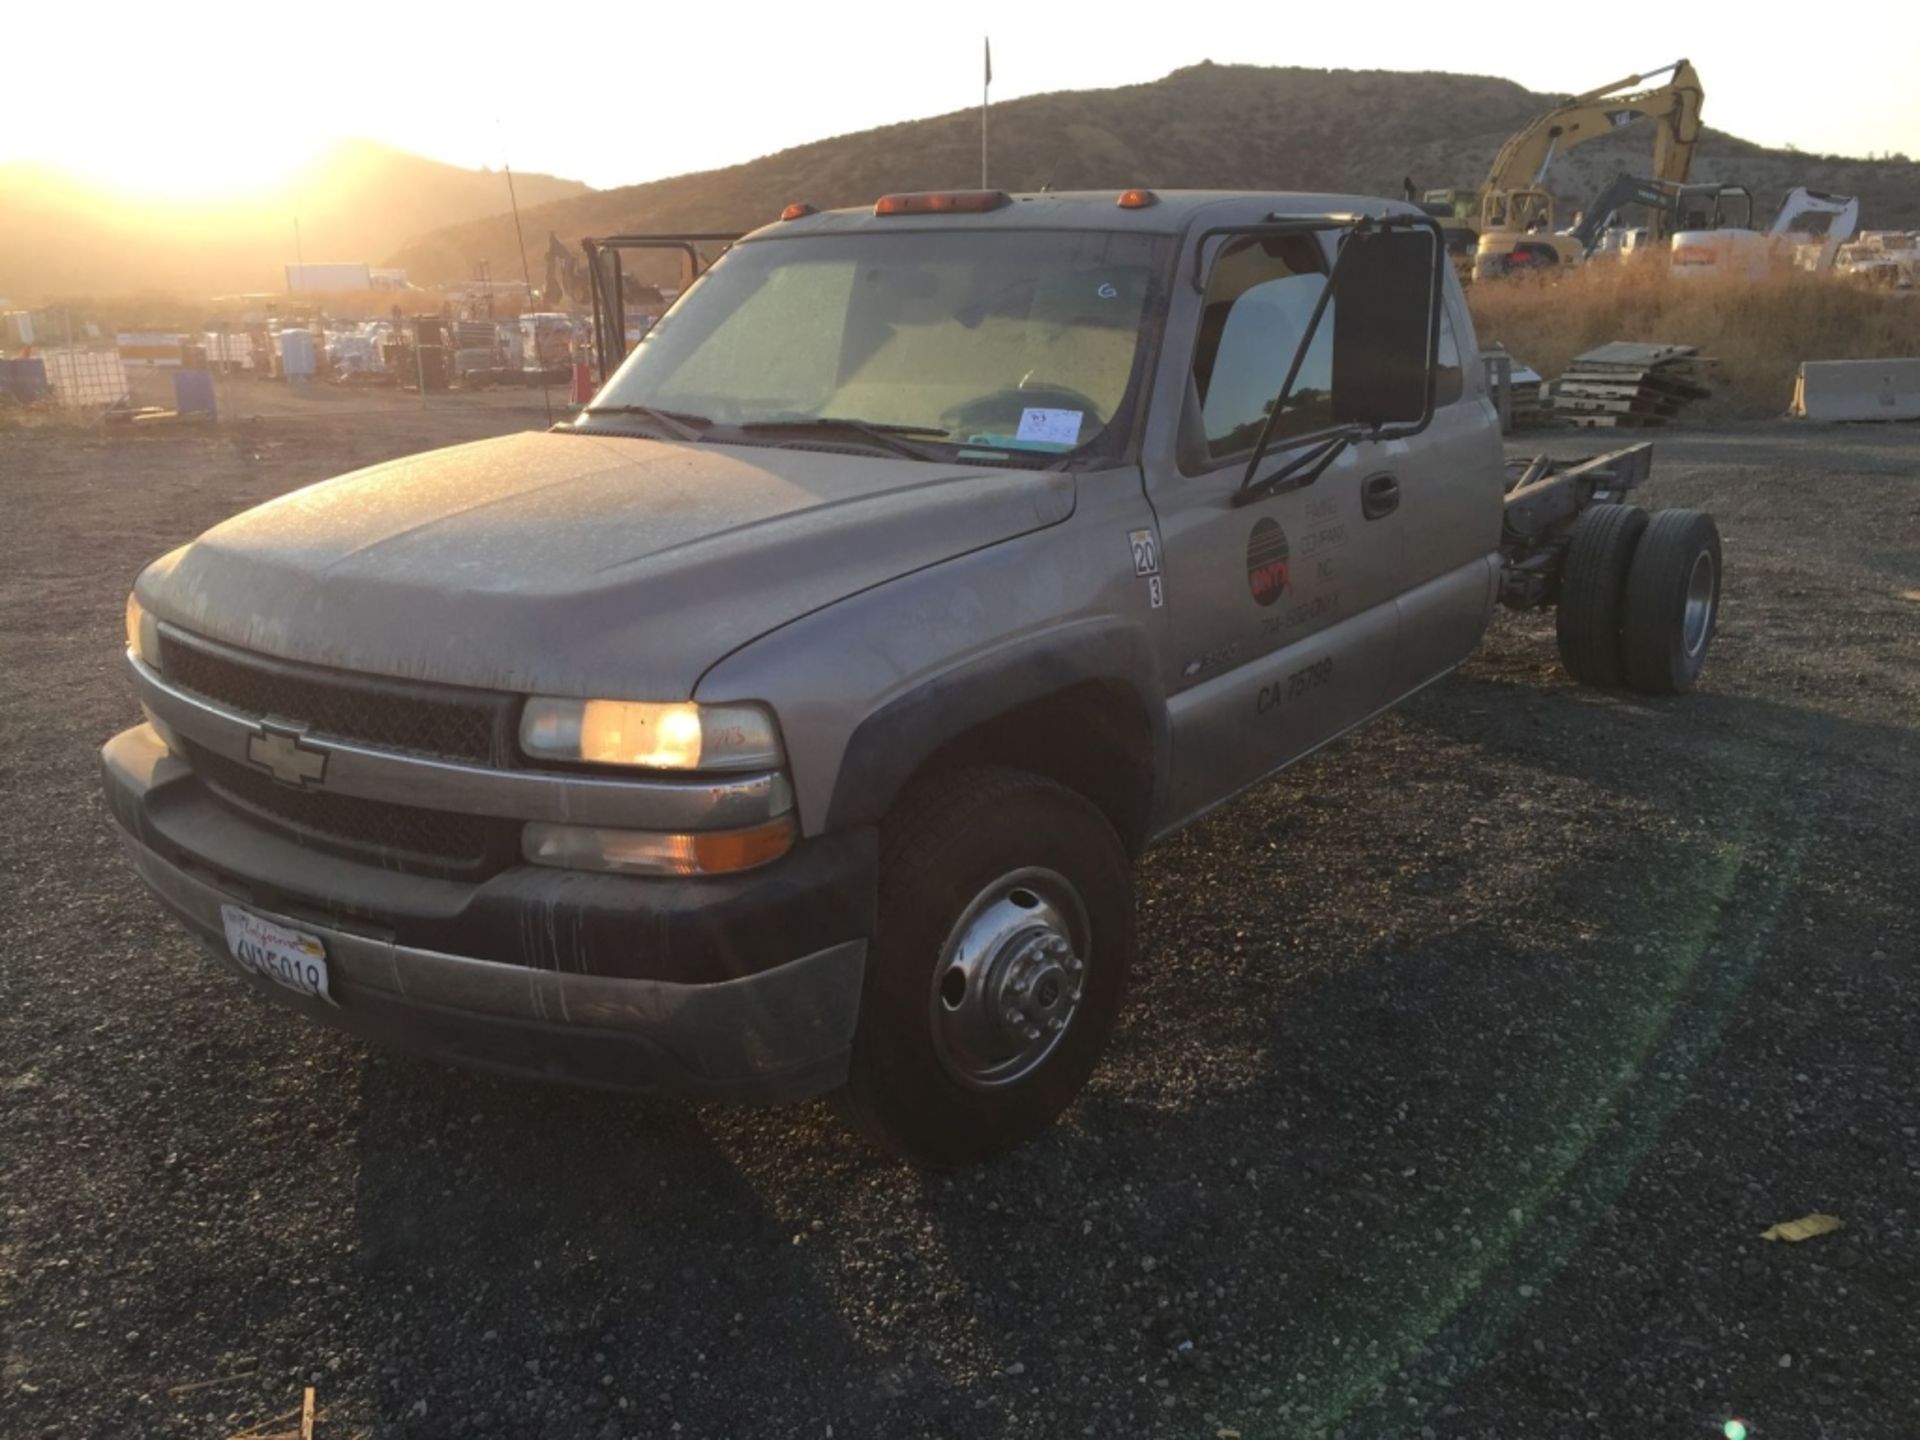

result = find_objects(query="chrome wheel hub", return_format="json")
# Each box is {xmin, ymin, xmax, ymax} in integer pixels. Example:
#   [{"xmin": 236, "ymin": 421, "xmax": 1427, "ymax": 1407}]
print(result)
[
  {"xmin": 930, "ymin": 868, "xmax": 1089, "ymax": 1089},
  {"xmin": 1683, "ymin": 549, "xmax": 1716, "ymax": 657}
]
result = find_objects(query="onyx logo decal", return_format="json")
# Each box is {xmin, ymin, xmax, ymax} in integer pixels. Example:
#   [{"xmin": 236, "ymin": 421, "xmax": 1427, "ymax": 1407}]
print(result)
[{"xmin": 1245, "ymin": 518, "xmax": 1292, "ymax": 606}]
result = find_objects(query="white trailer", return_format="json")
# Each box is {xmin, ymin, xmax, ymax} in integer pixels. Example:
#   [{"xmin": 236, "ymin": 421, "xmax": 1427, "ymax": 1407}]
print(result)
[{"xmin": 285, "ymin": 263, "xmax": 374, "ymax": 293}]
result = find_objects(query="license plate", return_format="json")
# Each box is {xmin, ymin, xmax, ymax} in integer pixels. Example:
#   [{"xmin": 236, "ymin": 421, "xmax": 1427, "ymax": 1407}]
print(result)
[{"xmin": 219, "ymin": 904, "xmax": 334, "ymax": 1006}]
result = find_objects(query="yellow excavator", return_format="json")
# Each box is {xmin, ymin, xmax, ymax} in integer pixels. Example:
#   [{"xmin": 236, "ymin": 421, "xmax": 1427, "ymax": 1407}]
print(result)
[{"xmin": 1472, "ymin": 59, "xmax": 1706, "ymax": 280}]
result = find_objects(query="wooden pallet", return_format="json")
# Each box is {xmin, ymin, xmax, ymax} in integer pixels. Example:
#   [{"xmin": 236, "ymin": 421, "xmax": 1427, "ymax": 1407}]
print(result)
[{"xmin": 1552, "ymin": 341, "xmax": 1715, "ymax": 424}]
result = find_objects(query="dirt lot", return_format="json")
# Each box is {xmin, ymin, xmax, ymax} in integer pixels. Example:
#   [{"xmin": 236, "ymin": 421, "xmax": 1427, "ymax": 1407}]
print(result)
[{"xmin": 2, "ymin": 396, "xmax": 1916, "ymax": 1440}]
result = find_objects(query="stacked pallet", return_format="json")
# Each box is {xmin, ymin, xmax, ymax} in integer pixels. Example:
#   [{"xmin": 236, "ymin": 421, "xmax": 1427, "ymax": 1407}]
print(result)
[{"xmin": 1550, "ymin": 342, "xmax": 1715, "ymax": 428}]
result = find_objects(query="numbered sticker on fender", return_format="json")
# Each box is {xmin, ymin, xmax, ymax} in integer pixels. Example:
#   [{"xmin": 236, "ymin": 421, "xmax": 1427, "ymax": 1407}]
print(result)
[{"xmin": 219, "ymin": 904, "xmax": 334, "ymax": 1006}]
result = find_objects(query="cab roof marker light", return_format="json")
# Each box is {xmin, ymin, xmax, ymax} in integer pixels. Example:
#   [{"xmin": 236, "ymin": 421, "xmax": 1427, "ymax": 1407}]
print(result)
[
  {"xmin": 874, "ymin": 190, "xmax": 1012, "ymax": 216},
  {"xmin": 1116, "ymin": 188, "xmax": 1158, "ymax": 209},
  {"xmin": 780, "ymin": 202, "xmax": 816, "ymax": 221}
]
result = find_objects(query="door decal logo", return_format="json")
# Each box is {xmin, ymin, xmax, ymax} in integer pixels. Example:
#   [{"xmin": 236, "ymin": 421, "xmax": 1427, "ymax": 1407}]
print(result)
[{"xmin": 1245, "ymin": 518, "xmax": 1293, "ymax": 606}]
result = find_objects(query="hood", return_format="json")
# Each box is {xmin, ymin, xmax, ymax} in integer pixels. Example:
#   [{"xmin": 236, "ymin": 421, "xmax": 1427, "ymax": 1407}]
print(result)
[{"xmin": 138, "ymin": 430, "xmax": 1075, "ymax": 698}]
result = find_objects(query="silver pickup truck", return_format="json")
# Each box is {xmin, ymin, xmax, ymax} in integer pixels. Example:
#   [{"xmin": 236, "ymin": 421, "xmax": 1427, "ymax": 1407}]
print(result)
[{"xmin": 103, "ymin": 189, "xmax": 1721, "ymax": 1164}]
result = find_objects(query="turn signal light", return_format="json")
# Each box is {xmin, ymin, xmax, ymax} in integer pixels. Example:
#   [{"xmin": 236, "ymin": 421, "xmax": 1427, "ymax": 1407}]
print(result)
[
  {"xmin": 780, "ymin": 202, "xmax": 816, "ymax": 221},
  {"xmin": 1116, "ymin": 188, "xmax": 1158, "ymax": 209},
  {"xmin": 874, "ymin": 190, "xmax": 1011, "ymax": 216},
  {"xmin": 523, "ymin": 816, "xmax": 798, "ymax": 877}
]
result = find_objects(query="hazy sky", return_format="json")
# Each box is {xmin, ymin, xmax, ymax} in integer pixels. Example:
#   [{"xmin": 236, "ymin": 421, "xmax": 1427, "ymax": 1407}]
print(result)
[{"xmin": 9, "ymin": 1, "xmax": 1916, "ymax": 196}]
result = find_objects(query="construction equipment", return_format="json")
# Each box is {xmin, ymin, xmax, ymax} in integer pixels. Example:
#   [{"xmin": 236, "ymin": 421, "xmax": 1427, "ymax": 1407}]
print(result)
[
  {"xmin": 582, "ymin": 232, "xmax": 739, "ymax": 384},
  {"xmin": 1834, "ymin": 231, "xmax": 1919, "ymax": 286},
  {"xmin": 1671, "ymin": 186, "xmax": 1861, "ymax": 280},
  {"xmin": 1769, "ymin": 188, "xmax": 1860, "ymax": 271},
  {"xmin": 543, "ymin": 232, "xmax": 589, "ymax": 308},
  {"xmin": 1472, "ymin": 60, "xmax": 1706, "ymax": 280},
  {"xmin": 1567, "ymin": 174, "xmax": 1752, "ymax": 258},
  {"xmin": 1407, "ymin": 190, "xmax": 1479, "ymax": 277}
]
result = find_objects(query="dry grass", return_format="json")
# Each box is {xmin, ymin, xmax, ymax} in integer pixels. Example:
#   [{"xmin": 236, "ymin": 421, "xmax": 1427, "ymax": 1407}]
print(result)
[{"xmin": 1468, "ymin": 260, "xmax": 1920, "ymax": 418}]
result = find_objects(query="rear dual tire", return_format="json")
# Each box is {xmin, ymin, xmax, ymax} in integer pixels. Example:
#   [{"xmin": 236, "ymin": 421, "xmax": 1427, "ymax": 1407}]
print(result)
[
  {"xmin": 1555, "ymin": 503, "xmax": 1648, "ymax": 687},
  {"xmin": 1555, "ymin": 505, "xmax": 1720, "ymax": 695},
  {"xmin": 1621, "ymin": 509, "xmax": 1722, "ymax": 694}
]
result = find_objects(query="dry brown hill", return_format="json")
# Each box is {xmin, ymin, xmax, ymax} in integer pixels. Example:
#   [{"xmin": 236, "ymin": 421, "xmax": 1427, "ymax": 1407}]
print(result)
[
  {"xmin": 0, "ymin": 140, "xmax": 588, "ymax": 301},
  {"xmin": 390, "ymin": 63, "xmax": 1920, "ymax": 288}
]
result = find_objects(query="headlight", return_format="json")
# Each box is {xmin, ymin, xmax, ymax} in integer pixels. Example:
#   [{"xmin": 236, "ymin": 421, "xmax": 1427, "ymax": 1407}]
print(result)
[
  {"xmin": 125, "ymin": 594, "xmax": 162, "ymax": 669},
  {"xmin": 519, "ymin": 698, "xmax": 783, "ymax": 771},
  {"xmin": 523, "ymin": 817, "xmax": 796, "ymax": 876}
]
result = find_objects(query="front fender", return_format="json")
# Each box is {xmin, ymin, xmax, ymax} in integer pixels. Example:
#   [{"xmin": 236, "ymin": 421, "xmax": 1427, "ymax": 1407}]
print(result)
[
  {"xmin": 822, "ymin": 619, "xmax": 1167, "ymax": 834},
  {"xmin": 694, "ymin": 517, "xmax": 1168, "ymax": 838}
]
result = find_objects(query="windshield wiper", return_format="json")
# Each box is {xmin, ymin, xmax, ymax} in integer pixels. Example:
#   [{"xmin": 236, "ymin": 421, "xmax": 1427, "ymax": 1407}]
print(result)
[
  {"xmin": 738, "ymin": 416, "xmax": 948, "ymax": 461},
  {"xmin": 579, "ymin": 405, "xmax": 714, "ymax": 442}
]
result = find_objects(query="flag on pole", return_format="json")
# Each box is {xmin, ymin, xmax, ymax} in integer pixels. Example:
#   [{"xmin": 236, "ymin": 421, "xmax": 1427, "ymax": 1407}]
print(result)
[{"xmin": 981, "ymin": 37, "xmax": 992, "ymax": 188}]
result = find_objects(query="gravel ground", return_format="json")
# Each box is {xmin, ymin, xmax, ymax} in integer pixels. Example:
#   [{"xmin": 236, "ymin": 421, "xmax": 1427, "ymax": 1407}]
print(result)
[{"xmin": 2, "ymin": 404, "xmax": 1916, "ymax": 1440}]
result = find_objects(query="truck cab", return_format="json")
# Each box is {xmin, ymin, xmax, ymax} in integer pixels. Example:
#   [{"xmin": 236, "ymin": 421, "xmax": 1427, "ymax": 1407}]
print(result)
[{"xmin": 103, "ymin": 189, "xmax": 1720, "ymax": 1163}]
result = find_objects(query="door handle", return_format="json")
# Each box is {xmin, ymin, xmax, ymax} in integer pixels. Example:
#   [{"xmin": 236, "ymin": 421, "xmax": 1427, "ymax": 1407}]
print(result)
[{"xmin": 1362, "ymin": 472, "xmax": 1400, "ymax": 520}]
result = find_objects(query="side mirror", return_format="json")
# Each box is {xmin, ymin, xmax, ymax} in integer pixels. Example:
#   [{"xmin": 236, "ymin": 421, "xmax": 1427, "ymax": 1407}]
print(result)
[{"xmin": 1331, "ymin": 227, "xmax": 1440, "ymax": 429}]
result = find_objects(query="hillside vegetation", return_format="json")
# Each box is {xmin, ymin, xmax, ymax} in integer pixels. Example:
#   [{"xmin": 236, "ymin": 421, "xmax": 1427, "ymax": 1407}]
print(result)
[
  {"xmin": 392, "ymin": 63, "xmax": 1920, "ymax": 286},
  {"xmin": 1, "ymin": 140, "xmax": 587, "ymax": 300}
]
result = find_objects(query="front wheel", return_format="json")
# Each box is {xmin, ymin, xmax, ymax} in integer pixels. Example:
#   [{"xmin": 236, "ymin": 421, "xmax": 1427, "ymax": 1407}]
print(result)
[{"xmin": 833, "ymin": 767, "xmax": 1134, "ymax": 1166}]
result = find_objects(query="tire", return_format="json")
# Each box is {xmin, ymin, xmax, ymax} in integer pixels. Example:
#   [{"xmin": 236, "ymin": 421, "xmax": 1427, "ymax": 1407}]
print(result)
[
  {"xmin": 1621, "ymin": 509, "xmax": 1722, "ymax": 695},
  {"xmin": 832, "ymin": 766, "xmax": 1135, "ymax": 1166},
  {"xmin": 1555, "ymin": 503, "xmax": 1648, "ymax": 688}
]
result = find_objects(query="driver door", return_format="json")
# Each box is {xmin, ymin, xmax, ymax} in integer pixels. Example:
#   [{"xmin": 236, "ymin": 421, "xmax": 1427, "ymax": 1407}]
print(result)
[{"xmin": 1149, "ymin": 232, "xmax": 1407, "ymax": 826}]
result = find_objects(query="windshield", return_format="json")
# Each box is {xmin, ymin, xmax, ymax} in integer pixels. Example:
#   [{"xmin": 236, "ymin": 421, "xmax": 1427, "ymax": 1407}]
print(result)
[{"xmin": 583, "ymin": 228, "xmax": 1171, "ymax": 462}]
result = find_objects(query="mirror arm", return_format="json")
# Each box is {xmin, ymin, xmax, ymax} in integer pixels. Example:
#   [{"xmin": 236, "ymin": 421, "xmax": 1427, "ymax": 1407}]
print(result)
[
  {"xmin": 1237, "ymin": 216, "xmax": 1380, "ymax": 496},
  {"xmin": 1231, "ymin": 430, "xmax": 1363, "ymax": 509}
]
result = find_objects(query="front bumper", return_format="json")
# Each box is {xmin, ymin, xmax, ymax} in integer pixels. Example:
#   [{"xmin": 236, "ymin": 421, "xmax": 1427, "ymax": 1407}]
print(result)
[{"xmin": 101, "ymin": 724, "xmax": 875, "ymax": 1102}]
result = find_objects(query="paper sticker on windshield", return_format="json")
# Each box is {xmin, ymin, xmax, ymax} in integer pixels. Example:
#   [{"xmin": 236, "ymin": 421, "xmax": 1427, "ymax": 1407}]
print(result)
[{"xmin": 1016, "ymin": 408, "xmax": 1083, "ymax": 446}]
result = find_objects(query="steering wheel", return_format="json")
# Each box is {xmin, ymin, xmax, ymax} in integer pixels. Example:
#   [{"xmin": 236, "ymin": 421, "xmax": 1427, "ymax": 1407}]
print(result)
[{"xmin": 942, "ymin": 380, "xmax": 1107, "ymax": 439}]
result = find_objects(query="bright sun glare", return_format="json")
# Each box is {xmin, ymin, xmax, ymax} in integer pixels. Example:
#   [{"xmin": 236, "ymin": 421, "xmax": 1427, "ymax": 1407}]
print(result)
[{"xmin": 38, "ymin": 128, "xmax": 329, "ymax": 204}]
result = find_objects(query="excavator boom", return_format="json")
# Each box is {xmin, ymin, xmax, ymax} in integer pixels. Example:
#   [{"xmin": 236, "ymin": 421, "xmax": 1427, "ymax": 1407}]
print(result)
[
  {"xmin": 1770, "ymin": 187, "xmax": 1861, "ymax": 271},
  {"xmin": 1478, "ymin": 59, "xmax": 1706, "ymax": 232}
]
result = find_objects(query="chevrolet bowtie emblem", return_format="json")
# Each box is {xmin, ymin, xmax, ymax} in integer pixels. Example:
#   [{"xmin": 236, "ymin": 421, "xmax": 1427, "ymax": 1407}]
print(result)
[{"xmin": 245, "ymin": 725, "xmax": 330, "ymax": 788}]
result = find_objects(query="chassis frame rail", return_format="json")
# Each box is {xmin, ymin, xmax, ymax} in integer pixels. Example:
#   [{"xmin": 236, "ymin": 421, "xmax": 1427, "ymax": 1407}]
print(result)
[{"xmin": 1498, "ymin": 442, "xmax": 1653, "ymax": 609}]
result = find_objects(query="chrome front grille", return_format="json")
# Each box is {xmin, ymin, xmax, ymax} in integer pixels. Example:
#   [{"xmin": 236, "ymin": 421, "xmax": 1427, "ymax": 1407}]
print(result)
[
  {"xmin": 158, "ymin": 628, "xmax": 515, "ymax": 766},
  {"xmin": 188, "ymin": 743, "xmax": 513, "ymax": 876},
  {"xmin": 131, "ymin": 632, "xmax": 792, "ymax": 880}
]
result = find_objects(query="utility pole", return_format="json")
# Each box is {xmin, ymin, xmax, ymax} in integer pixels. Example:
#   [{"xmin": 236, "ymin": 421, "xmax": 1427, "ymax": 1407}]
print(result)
[{"xmin": 981, "ymin": 37, "xmax": 991, "ymax": 189}]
